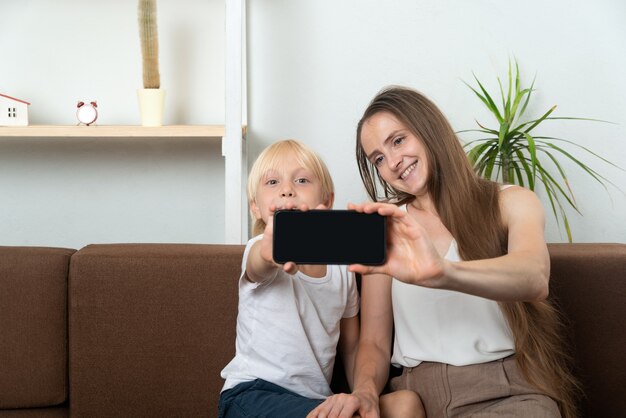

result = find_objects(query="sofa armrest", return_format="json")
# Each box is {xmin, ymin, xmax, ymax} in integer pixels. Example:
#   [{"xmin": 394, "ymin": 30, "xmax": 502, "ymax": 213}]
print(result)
[{"xmin": 548, "ymin": 243, "xmax": 626, "ymax": 417}]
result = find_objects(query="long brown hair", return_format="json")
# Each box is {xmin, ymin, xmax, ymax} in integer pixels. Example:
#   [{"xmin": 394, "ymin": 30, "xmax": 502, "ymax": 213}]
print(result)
[{"xmin": 356, "ymin": 86, "xmax": 580, "ymax": 418}]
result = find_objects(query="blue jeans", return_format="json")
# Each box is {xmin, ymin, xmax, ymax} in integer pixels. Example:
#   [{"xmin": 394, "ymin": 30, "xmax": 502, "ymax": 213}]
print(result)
[{"xmin": 218, "ymin": 379, "xmax": 324, "ymax": 418}]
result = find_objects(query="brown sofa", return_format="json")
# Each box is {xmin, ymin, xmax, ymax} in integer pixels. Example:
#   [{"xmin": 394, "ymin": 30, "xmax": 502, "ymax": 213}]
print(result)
[{"xmin": 1, "ymin": 243, "xmax": 624, "ymax": 417}]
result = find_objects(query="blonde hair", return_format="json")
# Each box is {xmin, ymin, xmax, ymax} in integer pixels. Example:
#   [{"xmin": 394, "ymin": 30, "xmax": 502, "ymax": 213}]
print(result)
[
  {"xmin": 356, "ymin": 87, "xmax": 581, "ymax": 418},
  {"xmin": 247, "ymin": 139, "xmax": 334, "ymax": 235}
]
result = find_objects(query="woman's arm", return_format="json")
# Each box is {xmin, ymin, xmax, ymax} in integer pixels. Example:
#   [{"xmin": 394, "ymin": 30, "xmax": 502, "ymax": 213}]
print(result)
[
  {"xmin": 352, "ymin": 273, "xmax": 394, "ymax": 402},
  {"xmin": 308, "ymin": 273, "xmax": 394, "ymax": 418},
  {"xmin": 348, "ymin": 187, "xmax": 550, "ymax": 302},
  {"xmin": 442, "ymin": 186, "xmax": 550, "ymax": 301},
  {"xmin": 338, "ymin": 315, "xmax": 359, "ymax": 390}
]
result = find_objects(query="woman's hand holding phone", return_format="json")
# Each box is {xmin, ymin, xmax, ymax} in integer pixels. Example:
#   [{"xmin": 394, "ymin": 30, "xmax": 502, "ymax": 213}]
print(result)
[{"xmin": 347, "ymin": 202, "xmax": 445, "ymax": 288}]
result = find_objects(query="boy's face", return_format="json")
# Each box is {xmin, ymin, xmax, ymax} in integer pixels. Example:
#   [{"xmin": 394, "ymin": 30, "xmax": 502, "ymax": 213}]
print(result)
[{"xmin": 251, "ymin": 155, "xmax": 332, "ymax": 224}]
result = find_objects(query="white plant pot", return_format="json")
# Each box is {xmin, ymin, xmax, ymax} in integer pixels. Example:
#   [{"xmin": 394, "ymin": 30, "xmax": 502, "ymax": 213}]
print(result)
[{"xmin": 137, "ymin": 88, "xmax": 165, "ymax": 127}]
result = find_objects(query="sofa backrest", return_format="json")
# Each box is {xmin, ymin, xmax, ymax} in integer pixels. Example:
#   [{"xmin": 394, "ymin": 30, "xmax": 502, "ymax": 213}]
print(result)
[
  {"xmin": 2, "ymin": 242, "xmax": 625, "ymax": 418},
  {"xmin": 0, "ymin": 246, "xmax": 75, "ymax": 410},
  {"xmin": 68, "ymin": 243, "xmax": 244, "ymax": 418}
]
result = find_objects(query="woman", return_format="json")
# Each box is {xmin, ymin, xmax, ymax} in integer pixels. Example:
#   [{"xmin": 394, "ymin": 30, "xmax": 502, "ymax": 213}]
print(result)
[{"xmin": 308, "ymin": 87, "xmax": 579, "ymax": 418}]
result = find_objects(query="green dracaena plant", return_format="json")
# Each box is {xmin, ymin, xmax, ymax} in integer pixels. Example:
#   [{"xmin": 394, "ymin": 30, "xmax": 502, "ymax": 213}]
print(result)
[
  {"xmin": 138, "ymin": 0, "xmax": 160, "ymax": 89},
  {"xmin": 459, "ymin": 59, "xmax": 621, "ymax": 242}
]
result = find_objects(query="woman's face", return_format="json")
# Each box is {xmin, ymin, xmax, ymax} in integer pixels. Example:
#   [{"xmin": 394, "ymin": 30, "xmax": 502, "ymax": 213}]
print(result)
[{"xmin": 360, "ymin": 111, "xmax": 430, "ymax": 198}]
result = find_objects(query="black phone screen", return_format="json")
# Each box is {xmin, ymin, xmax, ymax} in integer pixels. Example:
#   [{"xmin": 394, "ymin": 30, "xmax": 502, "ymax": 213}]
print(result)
[{"xmin": 272, "ymin": 209, "xmax": 386, "ymax": 265}]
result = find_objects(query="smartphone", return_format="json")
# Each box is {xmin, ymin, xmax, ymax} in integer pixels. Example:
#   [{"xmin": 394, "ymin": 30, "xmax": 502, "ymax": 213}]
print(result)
[{"xmin": 273, "ymin": 209, "xmax": 386, "ymax": 265}]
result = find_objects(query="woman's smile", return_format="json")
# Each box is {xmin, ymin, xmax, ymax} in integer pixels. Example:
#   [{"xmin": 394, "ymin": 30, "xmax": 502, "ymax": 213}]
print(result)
[{"xmin": 400, "ymin": 161, "xmax": 418, "ymax": 180}]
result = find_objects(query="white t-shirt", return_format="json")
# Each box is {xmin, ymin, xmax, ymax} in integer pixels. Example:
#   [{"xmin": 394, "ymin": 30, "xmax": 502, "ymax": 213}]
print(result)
[
  {"xmin": 391, "ymin": 231, "xmax": 515, "ymax": 368},
  {"xmin": 221, "ymin": 235, "xmax": 360, "ymax": 399}
]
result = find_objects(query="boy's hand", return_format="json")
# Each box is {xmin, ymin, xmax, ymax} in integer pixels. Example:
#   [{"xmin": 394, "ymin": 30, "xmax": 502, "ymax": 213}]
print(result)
[
  {"xmin": 245, "ymin": 204, "xmax": 285, "ymax": 282},
  {"xmin": 273, "ymin": 202, "xmax": 330, "ymax": 274},
  {"xmin": 259, "ymin": 207, "xmax": 277, "ymax": 265}
]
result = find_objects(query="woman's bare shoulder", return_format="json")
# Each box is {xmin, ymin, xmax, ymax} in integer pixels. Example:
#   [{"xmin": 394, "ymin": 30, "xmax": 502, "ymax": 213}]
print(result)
[{"xmin": 498, "ymin": 184, "xmax": 545, "ymax": 224}]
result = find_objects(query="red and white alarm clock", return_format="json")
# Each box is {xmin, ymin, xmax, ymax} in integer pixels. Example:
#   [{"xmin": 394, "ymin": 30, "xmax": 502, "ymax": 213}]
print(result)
[{"xmin": 76, "ymin": 101, "xmax": 98, "ymax": 126}]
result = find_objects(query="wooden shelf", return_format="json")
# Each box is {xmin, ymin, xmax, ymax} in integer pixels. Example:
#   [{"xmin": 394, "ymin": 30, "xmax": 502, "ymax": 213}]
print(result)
[
  {"xmin": 4, "ymin": 0, "xmax": 247, "ymax": 243},
  {"xmin": 0, "ymin": 125, "xmax": 226, "ymax": 138}
]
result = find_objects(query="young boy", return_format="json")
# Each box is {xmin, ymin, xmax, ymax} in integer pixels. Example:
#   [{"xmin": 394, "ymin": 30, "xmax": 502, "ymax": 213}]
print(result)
[{"xmin": 219, "ymin": 139, "xmax": 423, "ymax": 418}]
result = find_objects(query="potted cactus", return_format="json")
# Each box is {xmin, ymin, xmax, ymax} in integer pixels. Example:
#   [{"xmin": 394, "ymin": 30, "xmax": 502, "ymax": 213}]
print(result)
[{"xmin": 137, "ymin": 0, "xmax": 165, "ymax": 126}]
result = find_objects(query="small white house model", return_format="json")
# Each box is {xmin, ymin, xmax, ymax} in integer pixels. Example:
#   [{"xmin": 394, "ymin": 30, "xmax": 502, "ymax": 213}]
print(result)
[{"xmin": 0, "ymin": 93, "xmax": 30, "ymax": 126}]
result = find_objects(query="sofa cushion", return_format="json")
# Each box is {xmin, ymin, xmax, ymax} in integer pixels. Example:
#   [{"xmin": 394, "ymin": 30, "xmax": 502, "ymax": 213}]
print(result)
[
  {"xmin": 548, "ymin": 243, "xmax": 626, "ymax": 418},
  {"xmin": 69, "ymin": 243, "xmax": 244, "ymax": 418},
  {"xmin": 0, "ymin": 246, "xmax": 74, "ymax": 409}
]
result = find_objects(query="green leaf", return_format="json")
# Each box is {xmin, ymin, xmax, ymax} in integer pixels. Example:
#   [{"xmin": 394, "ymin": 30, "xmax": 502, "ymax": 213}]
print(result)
[
  {"xmin": 522, "ymin": 132, "xmax": 538, "ymax": 182},
  {"xmin": 498, "ymin": 76, "xmax": 508, "ymax": 119},
  {"xmin": 498, "ymin": 121, "xmax": 510, "ymax": 149},
  {"xmin": 462, "ymin": 80, "xmax": 498, "ymax": 120},
  {"xmin": 505, "ymin": 59, "xmax": 513, "ymax": 120},
  {"xmin": 539, "ymin": 143, "xmax": 611, "ymax": 191},
  {"xmin": 562, "ymin": 208, "xmax": 573, "ymax": 242},
  {"xmin": 457, "ymin": 128, "xmax": 498, "ymax": 135},
  {"xmin": 466, "ymin": 142, "xmax": 494, "ymax": 164},
  {"xmin": 546, "ymin": 116, "xmax": 616, "ymax": 124},
  {"xmin": 537, "ymin": 148, "xmax": 575, "ymax": 203},
  {"xmin": 506, "ymin": 157, "xmax": 523, "ymax": 187},
  {"xmin": 475, "ymin": 121, "xmax": 500, "ymax": 136},
  {"xmin": 462, "ymin": 138, "xmax": 492, "ymax": 150},
  {"xmin": 537, "ymin": 167, "xmax": 561, "ymax": 224},
  {"xmin": 476, "ymin": 146, "xmax": 499, "ymax": 179},
  {"xmin": 534, "ymin": 162, "xmax": 580, "ymax": 212},
  {"xmin": 514, "ymin": 59, "xmax": 521, "ymax": 97},
  {"xmin": 472, "ymin": 74, "xmax": 504, "ymax": 123},
  {"xmin": 498, "ymin": 63, "xmax": 513, "ymax": 122},
  {"xmin": 537, "ymin": 167, "xmax": 574, "ymax": 241},
  {"xmin": 534, "ymin": 136, "xmax": 624, "ymax": 172},
  {"xmin": 523, "ymin": 105, "xmax": 557, "ymax": 135},
  {"xmin": 517, "ymin": 74, "xmax": 536, "ymax": 120},
  {"xmin": 514, "ymin": 149, "xmax": 535, "ymax": 189},
  {"xmin": 510, "ymin": 88, "xmax": 530, "ymax": 125}
]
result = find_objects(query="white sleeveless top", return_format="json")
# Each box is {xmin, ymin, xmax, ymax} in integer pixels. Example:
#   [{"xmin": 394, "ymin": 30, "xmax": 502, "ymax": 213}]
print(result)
[{"xmin": 390, "ymin": 207, "xmax": 515, "ymax": 367}]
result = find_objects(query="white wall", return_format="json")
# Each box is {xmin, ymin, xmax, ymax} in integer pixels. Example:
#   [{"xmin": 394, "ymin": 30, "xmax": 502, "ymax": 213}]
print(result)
[
  {"xmin": 2, "ymin": 1, "xmax": 625, "ymax": 248},
  {"xmin": 247, "ymin": 0, "xmax": 626, "ymax": 243},
  {"xmin": 0, "ymin": 0, "xmax": 226, "ymax": 248}
]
